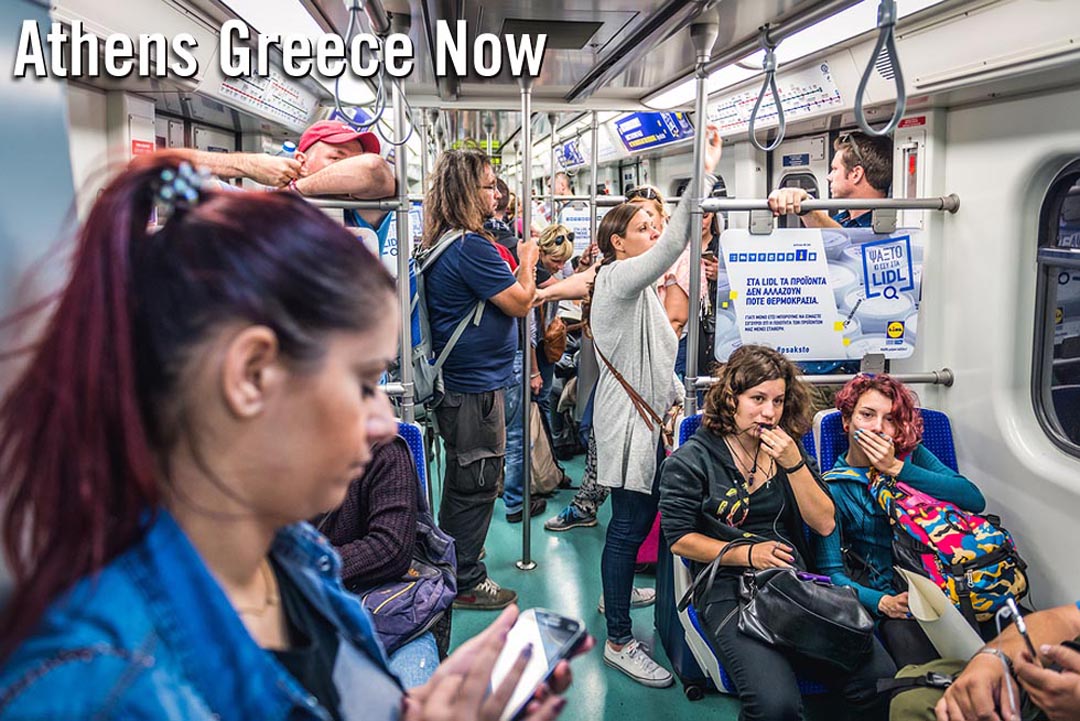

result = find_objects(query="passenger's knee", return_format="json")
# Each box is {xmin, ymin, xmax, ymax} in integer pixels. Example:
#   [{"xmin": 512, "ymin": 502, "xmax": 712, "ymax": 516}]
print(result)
[{"xmin": 742, "ymin": 687, "xmax": 802, "ymax": 721}]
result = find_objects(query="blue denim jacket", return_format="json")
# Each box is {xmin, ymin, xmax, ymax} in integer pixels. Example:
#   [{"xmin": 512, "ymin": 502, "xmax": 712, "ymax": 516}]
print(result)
[{"xmin": 0, "ymin": 510, "xmax": 402, "ymax": 720}]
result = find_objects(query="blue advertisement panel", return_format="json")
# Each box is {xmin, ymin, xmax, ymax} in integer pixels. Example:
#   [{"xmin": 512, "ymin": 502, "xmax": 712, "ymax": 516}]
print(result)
[{"xmin": 614, "ymin": 112, "xmax": 693, "ymax": 153}]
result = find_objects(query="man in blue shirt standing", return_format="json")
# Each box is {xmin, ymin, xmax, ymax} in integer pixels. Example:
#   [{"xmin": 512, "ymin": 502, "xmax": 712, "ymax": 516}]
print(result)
[
  {"xmin": 766, "ymin": 131, "xmax": 894, "ymax": 386},
  {"xmin": 422, "ymin": 150, "xmax": 539, "ymax": 610}
]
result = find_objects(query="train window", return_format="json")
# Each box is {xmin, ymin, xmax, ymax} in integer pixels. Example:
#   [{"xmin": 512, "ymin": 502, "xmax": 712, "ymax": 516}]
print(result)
[{"xmin": 1033, "ymin": 160, "xmax": 1080, "ymax": 453}]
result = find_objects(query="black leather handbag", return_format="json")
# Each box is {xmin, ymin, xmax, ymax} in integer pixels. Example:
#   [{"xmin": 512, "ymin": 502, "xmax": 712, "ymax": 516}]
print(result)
[{"xmin": 678, "ymin": 539, "xmax": 875, "ymax": 672}]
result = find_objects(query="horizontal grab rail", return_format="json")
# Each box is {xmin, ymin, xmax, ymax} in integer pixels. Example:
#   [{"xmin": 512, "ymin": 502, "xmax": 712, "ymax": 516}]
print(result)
[
  {"xmin": 701, "ymin": 195, "xmax": 961, "ymax": 214},
  {"xmin": 306, "ymin": 193, "xmax": 961, "ymax": 215},
  {"xmin": 304, "ymin": 195, "xmax": 423, "ymax": 211},
  {"xmin": 693, "ymin": 368, "xmax": 955, "ymax": 389},
  {"xmin": 379, "ymin": 382, "xmax": 405, "ymax": 397}
]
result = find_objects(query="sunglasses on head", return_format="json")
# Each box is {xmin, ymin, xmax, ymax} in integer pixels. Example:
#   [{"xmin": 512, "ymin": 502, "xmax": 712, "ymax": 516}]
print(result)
[
  {"xmin": 838, "ymin": 132, "xmax": 865, "ymax": 166},
  {"xmin": 626, "ymin": 186, "xmax": 659, "ymax": 202},
  {"xmin": 552, "ymin": 231, "xmax": 575, "ymax": 246}
]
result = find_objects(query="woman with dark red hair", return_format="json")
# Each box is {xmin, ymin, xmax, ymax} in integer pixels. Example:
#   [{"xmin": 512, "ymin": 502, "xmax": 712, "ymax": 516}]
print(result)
[
  {"xmin": 0, "ymin": 153, "xmax": 580, "ymax": 720},
  {"xmin": 814, "ymin": 374, "xmax": 986, "ymax": 667}
]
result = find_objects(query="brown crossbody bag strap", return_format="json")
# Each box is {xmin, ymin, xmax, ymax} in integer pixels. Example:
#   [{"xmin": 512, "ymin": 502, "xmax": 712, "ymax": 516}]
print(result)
[{"xmin": 585, "ymin": 321, "xmax": 667, "ymax": 438}]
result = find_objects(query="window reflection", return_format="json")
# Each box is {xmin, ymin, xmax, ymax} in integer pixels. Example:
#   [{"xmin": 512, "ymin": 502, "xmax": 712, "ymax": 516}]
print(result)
[{"xmin": 1049, "ymin": 179, "xmax": 1080, "ymax": 444}]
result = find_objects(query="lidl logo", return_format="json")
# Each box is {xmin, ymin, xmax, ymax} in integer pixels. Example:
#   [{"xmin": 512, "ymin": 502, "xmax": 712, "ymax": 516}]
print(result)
[
  {"xmin": 1056, "ymin": 308, "xmax": 1064, "ymax": 325},
  {"xmin": 887, "ymin": 321, "xmax": 905, "ymax": 339}
]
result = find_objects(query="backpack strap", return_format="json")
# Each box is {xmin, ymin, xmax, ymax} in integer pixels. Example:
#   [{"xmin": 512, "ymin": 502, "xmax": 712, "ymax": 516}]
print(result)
[
  {"xmin": 416, "ymin": 229, "xmax": 487, "ymax": 370},
  {"xmin": 411, "ymin": 229, "xmax": 465, "ymax": 315},
  {"xmin": 876, "ymin": 672, "xmax": 954, "ymax": 697},
  {"xmin": 432, "ymin": 301, "xmax": 485, "ymax": 373}
]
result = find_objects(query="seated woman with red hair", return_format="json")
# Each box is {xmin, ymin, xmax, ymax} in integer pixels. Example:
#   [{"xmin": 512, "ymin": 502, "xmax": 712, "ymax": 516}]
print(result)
[{"xmin": 813, "ymin": 374, "xmax": 986, "ymax": 667}]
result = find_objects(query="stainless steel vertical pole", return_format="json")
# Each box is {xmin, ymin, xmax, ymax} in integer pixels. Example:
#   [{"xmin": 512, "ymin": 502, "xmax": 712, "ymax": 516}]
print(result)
[
  {"xmin": 685, "ymin": 23, "xmax": 718, "ymax": 416},
  {"xmin": 418, "ymin": 109, "xmax": 431, "ymax": 195},
  {"xmin": 392, "ymin": 79, "xmax": 414, "ymax": 424},
  {"xmin": 548, "ymin": 113, "xmax": 558, "ymax": 223},
  {"xmin": 517, "ymin": 78, "xmax": 536, "ymax": 571},
  {"xmin": 589, "ymin": 111, "xmax": 599, "ymax": 251}
]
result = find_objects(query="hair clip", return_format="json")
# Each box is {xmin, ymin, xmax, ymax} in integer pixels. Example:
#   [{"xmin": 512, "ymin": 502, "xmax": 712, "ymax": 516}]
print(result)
[{"xmin": 155, "ymin": 162, "xmax": 211, "ymax": 217}]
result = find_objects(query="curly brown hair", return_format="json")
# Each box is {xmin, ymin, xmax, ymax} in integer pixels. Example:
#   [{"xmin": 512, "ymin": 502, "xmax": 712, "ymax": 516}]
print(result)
[{"xmin": 702, "ymin": 345, "xmax": 813, "ymax": 438}]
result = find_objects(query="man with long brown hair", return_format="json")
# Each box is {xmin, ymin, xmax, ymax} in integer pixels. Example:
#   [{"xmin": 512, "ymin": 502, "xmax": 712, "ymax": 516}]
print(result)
[{"xmin": 421, "ymin": 149, "xmax": 539, "ymax": 609}]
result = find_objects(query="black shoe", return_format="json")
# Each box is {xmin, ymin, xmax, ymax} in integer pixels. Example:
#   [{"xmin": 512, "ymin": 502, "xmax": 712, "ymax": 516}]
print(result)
[{"xmin": 507, "ymin": 498, "xmax": 547, "ymax": 523}]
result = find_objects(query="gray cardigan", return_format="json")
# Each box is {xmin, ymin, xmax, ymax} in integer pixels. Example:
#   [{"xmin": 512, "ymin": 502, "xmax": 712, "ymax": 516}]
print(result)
[{"xmin": 591, "ymin": 181, "xmax": 712, "ymax": 494}]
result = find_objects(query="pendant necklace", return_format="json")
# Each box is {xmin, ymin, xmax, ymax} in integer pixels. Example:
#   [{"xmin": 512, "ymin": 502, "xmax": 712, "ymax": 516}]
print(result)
[{"xmin": 725, "ymin": 436, "xmax": 760, "ymax": 488}]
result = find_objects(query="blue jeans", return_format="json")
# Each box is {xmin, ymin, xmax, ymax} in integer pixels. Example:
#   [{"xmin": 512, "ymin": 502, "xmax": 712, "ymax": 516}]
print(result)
[
  {"xmin": 600, "ymin": 442, "xmax": 663, "ymax": 644},
  {"xmin": 503, "ymin": 351, "xmax": 525, "ymax": 515},
  {"xmin": 387, "ymin": 632, "xmax": 439, "ymax": 689},
  {"xmin": 537, "ymin": 353, "xmax": 556, "ymax": 422}
]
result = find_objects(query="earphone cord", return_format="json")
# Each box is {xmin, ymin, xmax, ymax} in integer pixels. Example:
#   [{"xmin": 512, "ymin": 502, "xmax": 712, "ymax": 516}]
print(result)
[{"xmin": 993, "ymin": 605, "xmax": 1021, "ymax": 718}]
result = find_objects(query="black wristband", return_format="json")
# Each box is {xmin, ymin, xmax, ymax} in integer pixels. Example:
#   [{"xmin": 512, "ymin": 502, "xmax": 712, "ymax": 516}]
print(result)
[
  {"xmin": 747, "ymin": 544, "xmax": 754, "ymax": 568},
  {"xmin": 781, "ymin": 459, "xmax": 806, "ymax": 474}
]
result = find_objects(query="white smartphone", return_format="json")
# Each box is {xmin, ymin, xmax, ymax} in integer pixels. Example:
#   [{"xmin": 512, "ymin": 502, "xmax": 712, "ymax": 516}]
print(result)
[{"xmin": 489, "ymin": 608, "xmax": 586, "ymax": 721}]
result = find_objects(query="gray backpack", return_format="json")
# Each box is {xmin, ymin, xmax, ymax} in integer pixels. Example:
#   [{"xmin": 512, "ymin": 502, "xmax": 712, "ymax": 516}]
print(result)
[{"xmin": 410, "ymin": 230, "xmax": 485, "ymax": 405}]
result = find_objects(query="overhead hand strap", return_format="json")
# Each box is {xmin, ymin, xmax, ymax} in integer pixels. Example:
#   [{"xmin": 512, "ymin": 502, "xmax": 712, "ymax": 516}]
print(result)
[
  {"xmin": 855, "ymin": 0, "xmax": 906, "ymax": 137},
  {"xmin": 748, "ymin": 29, "xmax": 786, "ymax": 153}
]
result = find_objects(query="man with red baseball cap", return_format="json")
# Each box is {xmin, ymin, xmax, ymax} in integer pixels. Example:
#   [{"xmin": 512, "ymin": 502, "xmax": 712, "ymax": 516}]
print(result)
[
  {"xmin": 293, "ymin": 119, "xmax": 395, "ymax": 228},
  {"xmin": 297, "ymin": 119, "xmax": 382, "ymax": 156}
]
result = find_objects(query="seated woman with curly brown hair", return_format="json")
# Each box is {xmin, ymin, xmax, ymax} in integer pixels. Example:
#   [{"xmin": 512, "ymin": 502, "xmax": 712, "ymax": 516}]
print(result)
[{"xmin": 659, "ymin": 344, "xmax": 896, "ymax": 721}]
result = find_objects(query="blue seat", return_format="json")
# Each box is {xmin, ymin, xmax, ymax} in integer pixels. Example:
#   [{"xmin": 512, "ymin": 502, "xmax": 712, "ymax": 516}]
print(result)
[
  {"xmin": 677, "ymin": 412, "xmax": 816, "ymax": 460},
  {"xmin": 815, "ymin": 408, "xmax": 958, "ymax": 473},
  {"xmin": 397, "ymin": 421, "xmax": 428, "ymax": 495},
  {"xmin": 667, "ymin": 413, "xmax": 828, "ymax": 696}
]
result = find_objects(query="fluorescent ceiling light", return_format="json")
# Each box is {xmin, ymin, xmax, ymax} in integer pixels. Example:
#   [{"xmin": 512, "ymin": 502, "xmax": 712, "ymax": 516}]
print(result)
[
  {"xmin": 221, "ymin": 0, "xmax": 325, "ymax": 40},
  {"xmin": 643, "ymin": 0, "xmax": 946, "ymax": 110}
]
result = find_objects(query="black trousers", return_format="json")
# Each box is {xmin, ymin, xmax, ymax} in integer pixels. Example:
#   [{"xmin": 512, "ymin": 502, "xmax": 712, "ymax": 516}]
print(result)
[
  {"xmin": 702, "ymin": 595, "xmax": 897, "ymax": 721},
  {"xmin": 879, "ymin": 618, "xmax": 940, "ymax": 668},
  {"xmin": 435, "ymin": 389, "xmax": 505, "ymax": 591}
]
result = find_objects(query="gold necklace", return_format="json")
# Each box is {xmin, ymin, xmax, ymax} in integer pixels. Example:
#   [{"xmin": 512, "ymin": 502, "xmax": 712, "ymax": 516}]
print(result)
[{"xmin": 233, "ymin": 560, "xmax": 280, "ymax": 617}]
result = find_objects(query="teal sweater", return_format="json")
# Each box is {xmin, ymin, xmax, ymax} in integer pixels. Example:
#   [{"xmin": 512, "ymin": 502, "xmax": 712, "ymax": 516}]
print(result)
[{"xmin": 813, "ymin": 444, "xmax": 986, "ymax": 616}]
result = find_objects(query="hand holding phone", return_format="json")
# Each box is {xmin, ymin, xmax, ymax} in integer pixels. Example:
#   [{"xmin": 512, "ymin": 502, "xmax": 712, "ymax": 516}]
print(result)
[{"xmin": 490, "ymin": 609, "xmax": 586, "ymax": 721}]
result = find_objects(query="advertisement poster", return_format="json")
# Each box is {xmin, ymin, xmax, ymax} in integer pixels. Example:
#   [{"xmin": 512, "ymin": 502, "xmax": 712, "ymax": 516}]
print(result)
[
  {"xmin": 351, "ymin": 203, "xmax": 424, "ymax": 279},
  {"xmin": 613, "ymin": 112, "xmax": 693, "ymax": 153},
  {"xmin": 715, "ymin": 228, "xmax": 924, "ymax": 362},
  {"xmin": 558, "ymin": 204, "xmax": 609, "ymax": 255}
]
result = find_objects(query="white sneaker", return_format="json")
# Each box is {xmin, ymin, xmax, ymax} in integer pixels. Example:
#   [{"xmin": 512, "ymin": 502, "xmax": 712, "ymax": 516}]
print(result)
[
  {"xmin": 597, "ymin": 586, "xmax": 657, "ymax": 614},
  {"xmin": 603, "ymin": 639, "xmax": 674, "ymax": 688}
]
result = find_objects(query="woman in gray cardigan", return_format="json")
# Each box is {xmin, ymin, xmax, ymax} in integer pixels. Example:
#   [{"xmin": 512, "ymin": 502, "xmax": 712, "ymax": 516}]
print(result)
[{"xmin": 588, "ymin": 125, "xmax": 722, "ymax": 687}]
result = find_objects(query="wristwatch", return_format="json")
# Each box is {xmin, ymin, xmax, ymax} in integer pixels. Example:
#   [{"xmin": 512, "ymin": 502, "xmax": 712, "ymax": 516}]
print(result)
[{"xmin": 977, "ymin": 647, "xmax": 1015, "ymax": 677}]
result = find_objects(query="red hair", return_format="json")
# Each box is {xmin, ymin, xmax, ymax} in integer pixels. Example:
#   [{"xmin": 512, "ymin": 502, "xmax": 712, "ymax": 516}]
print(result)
[
  {"xmin": 834, "ymin": 374, "xmax": 923, "ymax": 458},
  {"xmin": 0, "ymin": 151, "xmax": 394, "ymax": 659}
]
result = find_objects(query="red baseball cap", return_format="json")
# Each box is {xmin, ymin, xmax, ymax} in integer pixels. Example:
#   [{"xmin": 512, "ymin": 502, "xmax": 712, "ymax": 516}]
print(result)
[{"xmin": 298, "ymin": 120, "xmax": 381, "ymax": 155}]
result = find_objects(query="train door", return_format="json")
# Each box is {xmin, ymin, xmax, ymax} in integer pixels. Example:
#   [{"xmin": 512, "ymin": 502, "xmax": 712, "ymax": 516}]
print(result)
[
  {"xmin": 772, "ymin": 133, "xmax": 829, "ymax": 228},
  {"xmin": 619, "ymin": 160, "xmax": 641, "ymax": 195}
]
